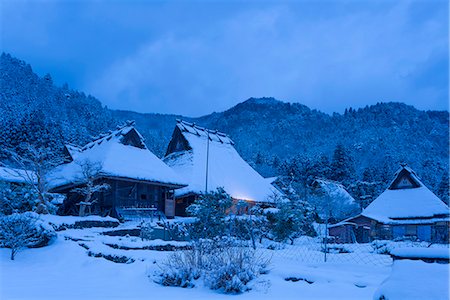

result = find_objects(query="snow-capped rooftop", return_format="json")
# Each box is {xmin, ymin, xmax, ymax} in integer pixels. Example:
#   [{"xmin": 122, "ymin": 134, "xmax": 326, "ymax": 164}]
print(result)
[
  {"xmin": 313, "ymin": 179, "xmax": 356, "ymax": 205},
  {"xmin": 362, "ymin": 165, "xmax": 449, "ymax": 222},
  {"xmin": 0, "ymin": 166, "xmax": 34, "ymax": 184},
  {"xmin": 163, "ymin": 120, "xmax": 282, "ymax": 203},
  {"xmin": 49, "ymin": 122, "xmax": 187, "ymax": 190}
]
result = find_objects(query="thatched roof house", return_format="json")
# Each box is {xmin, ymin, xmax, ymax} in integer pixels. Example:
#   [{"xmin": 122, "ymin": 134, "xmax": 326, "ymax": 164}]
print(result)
[
  {"xmin": 163, "ymin": 120, "xmax": 282, "ymax": 215},
  {"xmin": 329, "ymin": 165, "xmax": 449, "ymax": 243},
  {"xmin": 49, "ymin": 122, "xmax": 186, "ymax": 218}
]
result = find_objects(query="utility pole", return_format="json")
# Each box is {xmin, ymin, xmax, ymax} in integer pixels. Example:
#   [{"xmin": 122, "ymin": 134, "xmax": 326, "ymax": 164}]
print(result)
[{"xmin": 205, "ymin": 129, "xmax": 210, "ymax": 193}]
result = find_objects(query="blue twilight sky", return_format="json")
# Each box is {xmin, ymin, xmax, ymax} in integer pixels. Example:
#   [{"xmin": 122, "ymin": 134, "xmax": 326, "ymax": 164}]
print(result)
[{"xmin": 1, "ymin": 0, "xmax": 448, "ymax": 116}]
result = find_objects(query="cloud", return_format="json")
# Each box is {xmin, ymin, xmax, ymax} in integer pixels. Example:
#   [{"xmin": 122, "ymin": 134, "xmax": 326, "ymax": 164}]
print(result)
[
  {"xmin": 86, "ymin": 1, "xmax": 448, "ymax": 116},
  {"xmin": 3, "ymin": 0, "xmax": 448, "ymax": 115}
]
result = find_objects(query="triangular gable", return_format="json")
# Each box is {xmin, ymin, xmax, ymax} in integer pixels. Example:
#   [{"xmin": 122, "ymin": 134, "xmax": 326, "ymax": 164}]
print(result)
[
  {"xmin": 80, "ymin": 121, "xmax": 146, "ymax": 152},
  {"xmin": 388, "ymin": 166, "xmax": 421, "ymax": 190},
  {"xmin": 165, "ymin": 124, "xmax": 192, "ymax": 155},
  {"xmin": 63, "ymin": 144, "xmax": 81, "ymax": 163},
  {"xmin": 121, "ymin": 127, "xmax": 146, "ymax": 149}
]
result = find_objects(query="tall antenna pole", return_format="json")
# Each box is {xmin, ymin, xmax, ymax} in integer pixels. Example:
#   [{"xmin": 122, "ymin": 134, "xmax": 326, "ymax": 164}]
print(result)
[{"xmin": 205, "ymin": 129, "xmax": 210, "ymax": 193}]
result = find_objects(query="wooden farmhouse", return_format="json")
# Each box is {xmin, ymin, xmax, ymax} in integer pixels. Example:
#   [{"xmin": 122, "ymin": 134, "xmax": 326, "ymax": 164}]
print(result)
[
  {"xmin": 163, "ymin": 120, "xmax": 283, "ymax": 216},
  {"xmin": 48, "ymin": 122, "xmax": 187, "ymax": 219},
  {"xmin": 329, "ymin": 165, "xmax": 449, "ymax": 243}
]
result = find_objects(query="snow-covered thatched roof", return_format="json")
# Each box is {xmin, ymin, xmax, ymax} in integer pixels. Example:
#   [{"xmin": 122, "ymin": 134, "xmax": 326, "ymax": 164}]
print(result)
[
  {"xmin": 163, "ymin": 120, "xmax": 282, "ymax": 203},
  {"xmin": 0, "ymin": 166, "xmax": 34, "ymax": 184},
  {"xmin": 312, "ymin": 179, "xmax": 356, "ymax": 205},
  {"xmin": 49, "ymin": 122, "xmax": 187, "ymax": 190},
  {"xmin": 362, "ymin": 165, "xmax": 449, "ymax": 223}
]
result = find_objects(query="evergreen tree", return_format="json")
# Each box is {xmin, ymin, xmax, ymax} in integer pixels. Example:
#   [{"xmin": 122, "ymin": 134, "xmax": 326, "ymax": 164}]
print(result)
[
  {"xmin": 437, "ymin": 172, "xmax": 449, "ymax": 204},
  {"xmin": 186, "ymin": 188, "xmax": 233, "ymax": 239},
  {"xmin": 254, "ymin": 152, "xmax": 264, "ymax": 165},
  {"xmin": 330, "ymin": 144, "xmax": 354, "ymax": 184}
]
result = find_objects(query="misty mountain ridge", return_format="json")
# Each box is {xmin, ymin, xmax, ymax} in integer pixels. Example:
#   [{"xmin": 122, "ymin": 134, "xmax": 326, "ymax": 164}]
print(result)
[{"xmin": 1, "ymin": 53, "xmax": 448, "ymax": 201}]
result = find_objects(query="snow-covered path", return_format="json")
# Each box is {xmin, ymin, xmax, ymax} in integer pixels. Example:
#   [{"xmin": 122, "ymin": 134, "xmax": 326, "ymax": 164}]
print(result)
[{"xmin": 0, "ymin": 230, "xmax": 392, "ymax": 300}]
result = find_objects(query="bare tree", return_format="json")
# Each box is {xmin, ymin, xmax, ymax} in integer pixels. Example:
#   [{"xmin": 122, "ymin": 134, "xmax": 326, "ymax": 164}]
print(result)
[
  {"xmin": 0, "ymin": 212, "xmax": 56, "ymax": 260},
  {"xmin": 71, "ymin": 160, "xmax": 110, "ymax": 216},
  {"xmin": 7, "ymin": 145, "xmax": 63, "ymax": 214}
]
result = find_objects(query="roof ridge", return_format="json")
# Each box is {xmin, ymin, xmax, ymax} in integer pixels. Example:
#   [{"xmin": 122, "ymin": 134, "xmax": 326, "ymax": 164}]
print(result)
[
  {"xmin": 176, "ymin": 119, "xmax": 234, "ymax": 145},
  {"xmin": 80, "ymin": 121, "xmax": 138, "ymax": 151}
]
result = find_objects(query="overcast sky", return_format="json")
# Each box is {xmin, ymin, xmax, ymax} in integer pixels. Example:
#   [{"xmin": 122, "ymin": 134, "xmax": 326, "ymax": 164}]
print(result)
[{"xmin": 1, "ymin": 0, "xmax": 448, "ymax": 116}]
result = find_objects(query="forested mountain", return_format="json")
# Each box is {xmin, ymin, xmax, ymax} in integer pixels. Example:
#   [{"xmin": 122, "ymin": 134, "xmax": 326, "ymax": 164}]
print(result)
[
  {"xmin": 1, "ymin": 53, "xmax": 448, "ymax": 203},
  {"xmin": 0, "ymin": 53, "xmax": 115, "ymax": 158}
]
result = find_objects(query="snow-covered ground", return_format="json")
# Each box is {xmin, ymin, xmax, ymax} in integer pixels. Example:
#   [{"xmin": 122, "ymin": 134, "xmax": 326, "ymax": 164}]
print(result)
[
  {"xmin": 374, "ymin": 260, "xmax": 449, "ymax": 300},
  {"xmin": 0, "ymin": 217, "xmax": 448, "ymax": 300}
]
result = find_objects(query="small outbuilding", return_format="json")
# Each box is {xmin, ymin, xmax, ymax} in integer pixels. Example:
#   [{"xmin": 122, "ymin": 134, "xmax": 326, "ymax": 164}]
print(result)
[{"xmin": 329, "ymin": 165, "xmax": 449, "ymax": 243}]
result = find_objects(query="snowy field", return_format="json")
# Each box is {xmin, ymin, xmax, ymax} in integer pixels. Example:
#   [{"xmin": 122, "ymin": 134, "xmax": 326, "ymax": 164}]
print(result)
[{"xmin": 0, "ymin": 217, "xmax": 448, "ymax": 300}]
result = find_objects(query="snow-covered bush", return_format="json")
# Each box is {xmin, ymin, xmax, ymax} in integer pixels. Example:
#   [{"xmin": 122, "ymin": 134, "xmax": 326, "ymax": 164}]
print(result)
[
  {"xmin": 371, "ymin": 240, "xmax": 435, "ymax": 255},
  {"xmin": 164, "ymin": 221, "xmax": 189, "ymax": 241},
  {"xmin": 0, "ymin": 212, "xmax": 56, "ymax": 260},
  {"xmin": 205, "ymin": 243, "xmax": 269, "ymax": 293},
  {"xmin": 154, "ymin": 237, "xmax": 270, "ymax": 294},
  {"xmin": 371, "ymin": 240, "xmax": 395, "ymax": 254},
  {"xmin": 227, "ymin": 214, "xmax": 267, "ymax": 248},
  {"xmin": 140, "ymin": 221, "xmax": 154, "ymax": 240},
  {"xmin": 0, "ymin": 182, "xmax": 40, "ymax": 215},
  {"xmin": 156, "ymin": 247, "xmax": 201, "ymax": 288},
  {"xmin": 8, "ymin": 146, "xmax": 62, "ymax": 214},
  {"xmin": 264, "ymin": 198, "xmax": 316, "ymax": 244},
  {"xmin": 186, "ymin": 188, "xmax": 233, "ymax": 239}
]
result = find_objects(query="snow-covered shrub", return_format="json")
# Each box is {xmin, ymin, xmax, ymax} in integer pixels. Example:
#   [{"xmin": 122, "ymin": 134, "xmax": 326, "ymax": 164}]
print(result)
[
  {"xmin": 0, "ymin": 182, "xmax": 40, "ymax": 215},
  {"xmin": 0, "ymin": 212, "xmax": 56, "ymax": 260},
  {"xmin": 264, "ymin": 197, "xmax": 316, "ymax": 244},
  {"xmin": 162, "ymin": 221, "xmax": 189, "ymax": 241},
  {"xmin": 371, "ymin": 240, "xmax": 392, "ymax": 254},
  {"xmin": 7, "ymin": 146, "xmax": 62, "ymax": 214},
  {"xmin": 155, "ymin": 237, "xmax": 270, "ymax": 294},
  {"xmin": 205, "ymin": 244, "xmax": 269, "ymax": 293},
  {"xmin": 155, "ymin": 248, "xmax": 201, "ymax": 288},
  {"xmin": 140, "ymin": 221, "xmax": 154, "ymax": 240}
]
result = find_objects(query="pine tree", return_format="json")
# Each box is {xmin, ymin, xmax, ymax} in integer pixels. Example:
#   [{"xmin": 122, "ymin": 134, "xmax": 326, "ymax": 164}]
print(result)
[
  {"xmin": 330, "ymin": 144, "xmax": 354, "ymax": 184},
  {"xmin": 437, "ymin": 173, "xmax": 449, "ymax": 204},
  {"xmin": 186, "ymin": 188, "xmax": 233, "ymax": 239}
]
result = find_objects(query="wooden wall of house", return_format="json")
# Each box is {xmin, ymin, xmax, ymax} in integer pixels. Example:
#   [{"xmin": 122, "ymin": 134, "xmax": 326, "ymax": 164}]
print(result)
[
  {"xmin": 329, "ymin": 225, "xmax": 359, "ymax": 244},
  {"xmin": 58, "ymin": 178, "xmax": 175, "ymax": 217},
  {"xmin": 108, "ymin": 179, "xmax": 167, "ymax": 211},
  {"xmin": 175, "ymin": 195, "xmax": 196, "ymax": 216}
]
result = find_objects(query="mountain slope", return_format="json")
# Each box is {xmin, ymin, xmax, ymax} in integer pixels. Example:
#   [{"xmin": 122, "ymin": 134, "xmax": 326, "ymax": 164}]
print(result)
[
  {"xmin": 113, "ymin": 98, "xmax": 448, "ymax": 191},
  {"xmin": 1, "ymin": 53, "xmax": 448, "ymax": 199},
  {"xmin": 0, "ymin": 53, "xmax": 115, "ymax": 158}
]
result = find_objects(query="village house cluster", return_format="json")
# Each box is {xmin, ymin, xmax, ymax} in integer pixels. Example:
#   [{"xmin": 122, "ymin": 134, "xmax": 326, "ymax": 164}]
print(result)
[{"xmin": 1, "ymin": 120, "xmax": 449, "ymax": 243}]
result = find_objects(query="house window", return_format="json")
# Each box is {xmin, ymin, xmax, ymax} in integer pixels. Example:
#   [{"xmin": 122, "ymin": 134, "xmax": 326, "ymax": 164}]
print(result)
[
  {"xmin": 405, "ymin": 225, "xmax": 417, "ymax": 236},
  {"xmin": 392, "ymin": 226, "xmax": 406, "ymax": 239},
  {"xmin": 378, "ymin": 225, "xmax": 391, "ymax": 239},
  {"xmin": 417, "ymin": 226, "xmax": 431, "ymax": 241},
  {"xmin": 140, "ymin": 194, "xmax": 147, "ymax": 200}
]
